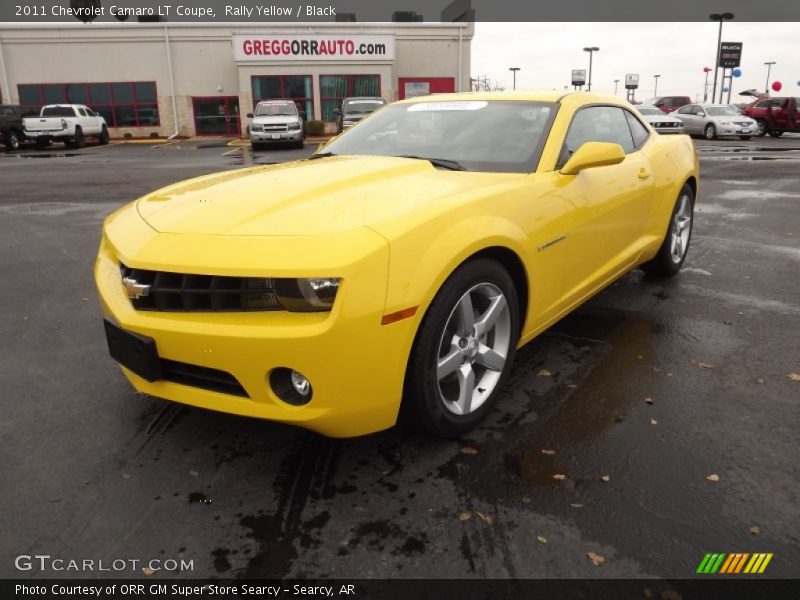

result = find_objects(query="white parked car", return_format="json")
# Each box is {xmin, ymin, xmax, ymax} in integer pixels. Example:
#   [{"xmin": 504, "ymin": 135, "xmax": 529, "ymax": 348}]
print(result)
[
  {"xmin": 635, "ymin": 105, "xmax": 684, "ymax": 134},
  {"xmin": 672, "ymin": 103, "xmax": 757, "ymax": 140},
  {"xmin": 247, "ymin": 100, "xmax": 305, "ymax": 150},
  {"xmin": 23, "ymin": 104, "xmax": 109, "ymax": 149}
]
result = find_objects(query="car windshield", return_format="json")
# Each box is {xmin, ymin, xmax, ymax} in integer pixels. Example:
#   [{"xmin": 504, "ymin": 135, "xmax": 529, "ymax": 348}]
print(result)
[
  {"xmin": 637, "ymin": 107, "xmax": 663, "ymax": 116},
  {"xmin": 344, "ymin": 100, "xmax": 385, "ymax": 114},
  {"xmin": 322, "ymin": 100, "xmax": 556, "ymax": 173},
  {"xmin": 41, "ymin": 106, "xmax": 76, "ymax": 117},
  {"xmin": 706, "ymin": 106, "xmax": 740, "ymax": 116},
  {"xmin": 255, "ymin": 103, "xmax": 297, "ymax": 116}
]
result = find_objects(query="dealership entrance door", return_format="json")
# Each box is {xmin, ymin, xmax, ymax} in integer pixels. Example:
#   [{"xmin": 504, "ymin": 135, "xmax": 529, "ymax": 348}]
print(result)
[{"xmin": 192, "ymin": 97, "xmax": 241, "ymax": 136}]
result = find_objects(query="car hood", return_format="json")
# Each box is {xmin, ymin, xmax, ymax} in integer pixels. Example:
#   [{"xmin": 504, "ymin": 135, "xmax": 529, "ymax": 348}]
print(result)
[
  {"xmin": 643, "ymin": 115, "xmax": 682, "ymax": 124},
  {"xmin": 136, "ymin": 155, "xmax": 521, "ymax": 237},
  {"xmin": 709, "ymin": 115, "xmax": 754, "ymax": 123},
  {"xmin": 251, "ymin": 115, "xmax": 300, "ymax": 125}
]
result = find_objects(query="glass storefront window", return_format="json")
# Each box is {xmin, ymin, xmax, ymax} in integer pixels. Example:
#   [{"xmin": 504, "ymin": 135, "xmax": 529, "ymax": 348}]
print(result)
[
  {"xmin": 251, "ymin": 75, "xmax": 313, "ymax": 120},
  {"xmin": 320, "ymin": 75, "xmax": 380, "ymax": 121}
]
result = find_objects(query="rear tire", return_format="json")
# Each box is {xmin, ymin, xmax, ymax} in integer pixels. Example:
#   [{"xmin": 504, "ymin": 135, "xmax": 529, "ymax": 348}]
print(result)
[
  {"xmin": 65, "ymin": 127, "xmax": 85, "ymax": 149},
  {"xmin": 768, "ymin": 131, "xmax": 784, "ymax": 138},
  {"xmin": 755, "ymin": 120, "xmax": 767, "ymax": 137},
  {"xmin": 704, "ymin": 124, "xmax": 717, "ymax": 140},
  {"xmin": 401, "ymin": 258, "xmax": 520, "ymax": 438},
  {"xmin": 642, "ymin": 183, "xmax": 695, "ymax": 277}
]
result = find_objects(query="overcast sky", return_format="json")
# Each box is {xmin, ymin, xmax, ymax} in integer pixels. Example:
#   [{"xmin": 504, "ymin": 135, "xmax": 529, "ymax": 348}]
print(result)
[{"xmin": 472, "ymin": 23, "xmax": 800, "ymax": 101}]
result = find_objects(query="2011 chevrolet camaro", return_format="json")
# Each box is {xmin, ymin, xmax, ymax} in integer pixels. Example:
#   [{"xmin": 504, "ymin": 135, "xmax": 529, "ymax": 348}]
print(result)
[{"xmin": 96, "ymin": 92, "xmax": 699, "ymax": 438}]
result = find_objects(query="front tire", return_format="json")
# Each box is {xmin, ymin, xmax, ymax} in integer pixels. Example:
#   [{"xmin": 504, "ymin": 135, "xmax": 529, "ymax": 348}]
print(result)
[
  {"xmin": 642, "ymin": 183, "xmax": 695, "ymax": 277},
  {"xmin": 755, "ymin": 120, "xmax": 767, "ymax": 137},
  {"xmin": 98, "ymin": 125, "xmax": 109, "ymax": 145},
  {"xmin": 402, "ymin": 258, "xmax": 521, "ymax": 437},
  {"xmin": 5, "ymin": 130, "xmax": 20, "ymax": 151},
  {"xmin": 739, "ymin": 135, "xmax": 752, "ymax": 141},
  {"xmin": 768, "ymin": 131, "xmax": 784, "ymax": 138},
  {"xmin": 704, "ymin": 124, "xmax": 717, "ymax": 140}
]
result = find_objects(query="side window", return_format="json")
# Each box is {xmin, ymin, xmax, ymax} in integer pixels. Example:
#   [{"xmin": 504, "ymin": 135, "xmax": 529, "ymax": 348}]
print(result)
[
  {"xmin": 562, "ymin": 106, "xmax": 635, "ymax": 162},
  {"xmin": 624, "ymin": 110, "xmax": 650, "ymax": 149},
  {"xmin": 676, "ymin": 105, "xmax": 694, "ymax": 115},
  {"xmin": 78, "ymin": 108, "xmax": 88, "ymax": 116}
]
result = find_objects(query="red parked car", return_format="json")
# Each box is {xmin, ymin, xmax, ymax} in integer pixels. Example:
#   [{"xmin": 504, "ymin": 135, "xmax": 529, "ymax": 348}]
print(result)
[
  {"xmin": 643, "ymin": 96, "xmax": 692, "ymax": 114},
  {"xmin": 742, "ymin": 97, "xmax": 800, "ymax": 137}
]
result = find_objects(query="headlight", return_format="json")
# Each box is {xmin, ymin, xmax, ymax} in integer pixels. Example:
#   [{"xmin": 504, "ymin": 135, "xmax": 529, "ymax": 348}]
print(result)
[
  {"xmin": 250, "ymin": 123, "xmax": 262, "ymax": 132},
  {"xmin": 343, "ymin": 120, "xmax": 355, "ymax": 126},
  {"xmin": 288, "ymin": 122, "xmax": 301, "ymax": 131},
  {"xmin": 273, "ymin": 278, "xmax": 340, "ymax": 312},
  {"xmin": 719, "ymin": 120, "xmax": 731, "ymax": 125}
]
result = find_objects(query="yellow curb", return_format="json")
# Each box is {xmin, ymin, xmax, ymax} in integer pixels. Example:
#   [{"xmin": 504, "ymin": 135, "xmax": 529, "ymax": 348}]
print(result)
[{"xmin": 116, "ymin": 139, "xmax": 175, "ymax": 144}]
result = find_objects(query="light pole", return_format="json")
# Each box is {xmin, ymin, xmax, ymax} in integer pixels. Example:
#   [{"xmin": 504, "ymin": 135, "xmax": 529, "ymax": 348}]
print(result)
[
  {"xmin": 703, "ymin": 66, "xmax": 712, "ymax": 101},
  {"xmin": 653, "ymin": 74, "xmax": 661, "ymax": 97},
  {"xmin": 614, "ymin": 79, "xmax": 620, "ymax": 95},
  {"xmin": 764, "ymin": 61, "xmax": 776, "ymax": 94},
  {"xmin": 709, "ymin": 12, "xmax": 734, "ymax": 104},
  {"xmin": 583, "ymin": 47, "xmax": 599, "ymax": 91},
  {"xmin": 509, "ymin": 67, "xmax": 520, "ymax": 91}
]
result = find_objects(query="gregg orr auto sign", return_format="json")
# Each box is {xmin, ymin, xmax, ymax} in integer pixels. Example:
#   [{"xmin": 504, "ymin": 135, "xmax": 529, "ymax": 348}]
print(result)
[{"xmin": 233, "ymin": 34, "xmax": 395, "ymax": 61}]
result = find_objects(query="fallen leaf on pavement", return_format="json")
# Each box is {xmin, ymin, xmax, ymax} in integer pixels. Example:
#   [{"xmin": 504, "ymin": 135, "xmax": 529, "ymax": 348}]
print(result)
[
  {"xmin": 570, "ymin": 503, "xmax": 584, "ymax": 509},
  {"xmin": 142, "ymin": 567, "xmax": 156, "ymax": 576},
  {"xmin": 706, "ymin": 474, "xmax": 720, "ymax": 482},
  {"xmin": 757, "ymin": 378, "xmax": 765, "ymax": 384},
  {"xmin": 476, "ymin": 512, "xmax": 494, "ymax": 525},
  {"xmin": 541, "ymin": 449, "xmax": 556, "ymax": 456},
  {"xmin": 749, "ymin": 526, "xmax": 760, "ymax": 535},
  {"xmin": 537, "ymin": 369, "xmax": 552, "ymax": 377},
  {"xmin": 644, "ymin": 397, "xmax": 654, "ymax": 404},
  {"xmin": 587, "ymin": 551, "xmax": 606, "ymax": 566},
  {"xmin": 601, "ymin": 475, "xmax": 611, "ymax": 482},
  {"xmin": 566, "ymin": 383, "xmax": 578, "ymax": 389},
  {"xmin": 650, "ymin": 419, "xmax": 658, "ymax": 425},
  {"xmin": 553, "ymin": 474, "xmax": 566, "ymax": 480},
  {"xmin": 537, "ymin": 535, "xmax": 548, "ymax": 544},
  {"xmin": 459, "ymin": 446, "xmax": 478, "ymax": 455},
  {"xmin": 458, "ymin": 512, "xmax": 471, "ymax": 521},
  {"xmin": 697, "ymin": 362, "xmax": 714, "ymax": 369},
  {"xmin": 788, "ymin": 373, "xmax": 800, "ymax": 382},
  {"xmin": 521, "ymin": 496, "xmax": 531, "ymax": 504}
]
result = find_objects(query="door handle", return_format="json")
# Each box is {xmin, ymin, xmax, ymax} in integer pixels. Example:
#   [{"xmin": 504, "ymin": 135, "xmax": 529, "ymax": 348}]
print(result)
[{"xmin": 638, "ymin": 168, "xmax": 651, "ymax": 179}]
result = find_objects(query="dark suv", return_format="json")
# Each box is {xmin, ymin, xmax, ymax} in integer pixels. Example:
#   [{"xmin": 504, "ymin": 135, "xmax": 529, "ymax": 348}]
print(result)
[
  {"xmin": 743, "ymin": 97, "xmax": 800, "ymax": 137},
  {"xmin": 644, "ymin": 96, "xmax": 692, "ymax": 114},
  {"xmin": 0, "ymin": 104, "xmax": 26, "ymax": 151}
]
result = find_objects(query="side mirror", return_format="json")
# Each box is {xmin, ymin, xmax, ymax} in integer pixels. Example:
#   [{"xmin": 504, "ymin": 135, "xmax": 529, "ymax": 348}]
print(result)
[
  {"xmin": 333, "ymin": 109, "xmax": 342, "ymax": 116},
  {"xmin": 246, "ymin": 113, "xmax": 254, "ymax": 118},
  {"xmin": 560, "ymin": 142, "xmax": 626, "ymax": 176}
]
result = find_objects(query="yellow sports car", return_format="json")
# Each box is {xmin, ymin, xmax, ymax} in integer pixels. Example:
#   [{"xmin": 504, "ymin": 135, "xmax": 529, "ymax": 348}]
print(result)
[{"xmin": 96, "ymin": 92, "xmax": 698, "ymax": 438}]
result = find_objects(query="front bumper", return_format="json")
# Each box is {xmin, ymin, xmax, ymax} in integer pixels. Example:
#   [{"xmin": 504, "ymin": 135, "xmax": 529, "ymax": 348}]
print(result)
[
  {"xmin": 95, "ymin": 206, "xmax": 417, "ymax": 437},
  {"xmin": 716, "ymin": 125, "xmax": 754, "ymax": 136},
  {"xmin": 250, "ymin": 130, "xmax": 303, "ymax": 143}
]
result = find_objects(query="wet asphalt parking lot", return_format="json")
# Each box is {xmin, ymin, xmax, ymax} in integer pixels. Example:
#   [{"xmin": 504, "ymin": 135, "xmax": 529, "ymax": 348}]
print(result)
[{"xmin": 1, "ymin": 135, "xmax": 799, "ymax": 580}]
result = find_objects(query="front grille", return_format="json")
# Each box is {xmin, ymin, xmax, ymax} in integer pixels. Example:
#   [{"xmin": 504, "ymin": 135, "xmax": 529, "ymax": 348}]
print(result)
[
  {"xmin": 734, "ymin": 121, "xmax": 752, "ymax": 126},
  {"xmin": 263, "ymin": 124, "xmax": 288, "ymax": 132},
  {"xmin": 121, "ymin": 264, "xmax": 282, "ymax": 312},
  {"xmin": 162, "ymin": 358, "xmax": 248, "ymax": 397}
]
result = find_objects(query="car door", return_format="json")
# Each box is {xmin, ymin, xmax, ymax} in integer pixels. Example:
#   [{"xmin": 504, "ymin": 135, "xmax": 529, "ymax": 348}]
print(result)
[
  {"xmin": 557, "ymin": 105, "xmax": 655, "ymax": 305},
  {"xmin": 675, "ymin": 105, "xmax": 698, "ymax": 133}
]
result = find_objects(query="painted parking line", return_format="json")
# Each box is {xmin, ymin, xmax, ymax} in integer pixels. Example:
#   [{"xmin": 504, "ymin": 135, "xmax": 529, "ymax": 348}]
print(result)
[
  {"xmin": 152, "ymin": 139, "xmax": 185, "ymax": 149},
  {"xmin": 221, "ymin": 147, "xmax": 243, "ymax": 156}
]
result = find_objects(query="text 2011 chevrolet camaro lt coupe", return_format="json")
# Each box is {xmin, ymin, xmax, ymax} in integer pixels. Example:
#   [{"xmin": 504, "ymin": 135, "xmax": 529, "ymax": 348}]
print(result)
[{"xmin": 96, "ymin": 92, "xmax": 699, "ymax": 438}]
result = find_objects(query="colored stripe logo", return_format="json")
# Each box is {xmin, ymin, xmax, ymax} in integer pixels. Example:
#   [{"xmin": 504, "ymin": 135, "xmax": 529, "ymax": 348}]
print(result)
[{"xmin": 697, "ymin": 553, "xmax": 773, "ymax": 574}]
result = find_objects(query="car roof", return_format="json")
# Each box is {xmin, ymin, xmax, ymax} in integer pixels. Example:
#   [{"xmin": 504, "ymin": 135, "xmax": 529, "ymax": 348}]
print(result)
[
  {"xmin": 256, "ymin": 100, "xmax": 294, "ymax": 105},
  {"xmin": 344, "ymin": 96, "xmax": 385, "ymax": 101},
  {"xmin": 397, "ymin": 91, "xmax": 630, "ymax": 107},
  {"xmin": 696, "ymin": 103, "xmax": 737, "ymax": 107}
]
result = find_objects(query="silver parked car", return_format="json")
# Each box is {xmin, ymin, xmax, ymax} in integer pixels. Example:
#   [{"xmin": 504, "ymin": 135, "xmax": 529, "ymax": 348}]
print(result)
[
  {"xmin": 247, "ymin": 100, "xmax": 305, "ymax": 150},
  {"xmin": 672, "ymin": 103, "xmax": 757, "ymax": 140},
  {"xmin": 635, "ymin": 105, "xmax": 684, "ymax": 134}
]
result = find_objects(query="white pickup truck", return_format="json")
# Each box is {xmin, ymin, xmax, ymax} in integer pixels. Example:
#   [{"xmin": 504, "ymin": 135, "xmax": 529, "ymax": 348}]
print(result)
[{"xmin": 23, "ymin": 104, "xmax": 109, "ymax": 149}]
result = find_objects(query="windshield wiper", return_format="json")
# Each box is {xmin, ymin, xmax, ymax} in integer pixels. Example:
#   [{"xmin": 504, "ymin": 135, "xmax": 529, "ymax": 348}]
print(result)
[
  {"xmin": 396, "ymin": 155, "xmax": 467, "ymax": 171},
  {"xmin": 307, "ymin": 152, "xmax": 337, "ymax": 160}
]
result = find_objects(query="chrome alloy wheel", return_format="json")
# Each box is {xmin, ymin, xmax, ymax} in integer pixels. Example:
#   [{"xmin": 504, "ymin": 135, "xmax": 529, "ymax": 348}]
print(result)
[
  {"xmin": 670, "ymin": 192, "xmax": 693, "ymax": 264},
  {"xmin": 436, "ymin": 283, "xmax": 511, "ymax": 415}
]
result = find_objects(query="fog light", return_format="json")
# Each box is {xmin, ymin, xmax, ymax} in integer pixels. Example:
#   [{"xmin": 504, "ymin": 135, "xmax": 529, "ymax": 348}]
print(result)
[
  {"xmin": 269, "ymin": 367, "xmax": 313, "ymax": 405},
  {"xmin": 291, "ymin": 371, "xmax": 311, "ymax": 397}
]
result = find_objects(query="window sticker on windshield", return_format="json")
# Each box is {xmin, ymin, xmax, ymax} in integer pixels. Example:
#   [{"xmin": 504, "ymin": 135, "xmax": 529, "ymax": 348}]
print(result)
[{"xmin": 408, "ymin": 101, "xmax": 488, "ymax": 112}]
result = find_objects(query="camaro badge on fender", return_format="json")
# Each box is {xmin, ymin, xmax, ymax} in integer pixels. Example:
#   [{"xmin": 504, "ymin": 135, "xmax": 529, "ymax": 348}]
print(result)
[{"xmin": 122, "ymin": 276, "xmax": 151, "ymax": 299}]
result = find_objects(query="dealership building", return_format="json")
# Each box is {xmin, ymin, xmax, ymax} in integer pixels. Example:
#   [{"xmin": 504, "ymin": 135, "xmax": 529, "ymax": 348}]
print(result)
[{"xmin": 0, "ymin": 22, "xmax": 473, "ymax": 136}]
